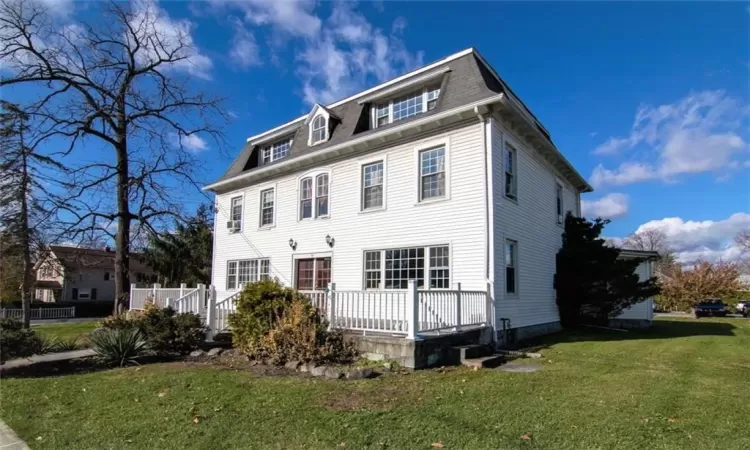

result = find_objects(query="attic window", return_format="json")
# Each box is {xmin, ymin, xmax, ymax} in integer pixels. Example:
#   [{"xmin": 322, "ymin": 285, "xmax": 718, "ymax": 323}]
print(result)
[
  {"xmin": 372, "ymin": 85, "xmax": 441, "ymax": 128},
  {"xmin": 311, "ymin": 115, "xmax": 327, "ymax": 144},
  {"xmin": 260, "ymin": 139, "xmax": 291, "ymax": 165}
]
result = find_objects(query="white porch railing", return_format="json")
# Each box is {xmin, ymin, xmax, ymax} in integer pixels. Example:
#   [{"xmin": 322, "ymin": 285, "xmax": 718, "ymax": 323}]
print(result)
[
  {"xmin": 0, "ymin": 306, "xmax": 75, "ymax": 320},
  {"xmin": 131, "ymin": 280, "xmax": 491, "ymax": 341}
]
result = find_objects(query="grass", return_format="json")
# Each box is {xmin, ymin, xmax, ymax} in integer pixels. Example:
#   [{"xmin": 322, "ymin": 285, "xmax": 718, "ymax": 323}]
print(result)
[
  {"xmin": 32, "ymin": 321, "xmax": 98, "ymax": 344},
  {"xmin": 2, "ymin": 317, "xmax": 749, "ymax": 449}
]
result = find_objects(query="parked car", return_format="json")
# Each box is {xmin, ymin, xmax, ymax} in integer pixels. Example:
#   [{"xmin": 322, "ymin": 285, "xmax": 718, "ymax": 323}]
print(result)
[
  {"xmin": 735, "ymin": 300, "xmax": 750, "ymax": 315},
  {"xmin": 694, "ymin": 300, "xmax": 728, "ymax": 318}
]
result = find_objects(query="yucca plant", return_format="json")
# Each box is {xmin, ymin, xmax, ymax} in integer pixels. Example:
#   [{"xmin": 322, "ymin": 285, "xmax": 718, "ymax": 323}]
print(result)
[
  {"xmin": 90, "ymin": 328, "xmax": 147, "ymax": 367},
  {"xmin": 54, "ymin": 338, "xmax": 82, "ymax": 352},
  {"xmin": 33, "ymin": 335, "xmax": 59, "ymax": 355}
]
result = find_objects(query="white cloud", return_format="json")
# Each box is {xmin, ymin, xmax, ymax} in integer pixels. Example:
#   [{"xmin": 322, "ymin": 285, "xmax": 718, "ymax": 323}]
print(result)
[
  {"xmin": 129, "ymin": 0, "xmax": 213, "ymax": 80},
  {"xmin": 581, "ymin": 193, "xmax": 630, "ymax": 219},
  {"xmin": 590, "ymin": 91, "xmax": 749, "ymax": 188},
  {"xmin": 233, "ymin": 0, "xmax": 321, "ymax": 38},
  {"xmin": 631, "ymin": 213, "xmax": 750, "ymax": 264},
  {"xmin": 229, "ymin": 19, "xmax": 260, "ymax": 68},
  {"xmin": 171, "ymin": 133, "xmax": 208, "ymax": 152}
]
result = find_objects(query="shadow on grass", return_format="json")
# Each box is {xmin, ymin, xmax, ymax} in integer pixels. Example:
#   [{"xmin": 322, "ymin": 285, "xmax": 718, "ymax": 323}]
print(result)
[
  {"xmin": 520, "ymin": 319, "xmax": 737, "ymax": 353},
  {"xmin": 0, "ymin": 355, "xmax": 175, "ymax": 380}
]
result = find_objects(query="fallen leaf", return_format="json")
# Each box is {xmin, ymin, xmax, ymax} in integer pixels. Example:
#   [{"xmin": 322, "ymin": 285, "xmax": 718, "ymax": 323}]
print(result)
[
  {"xmin": 36, "ymin": 436, "xmax": 43, "ymax": 441},
  {"xmin": 338, "ymin": 442, "xmax": 346, "ymax": 448},
  {"xmin": 82, "ymin": 388, "xmax": 86, "ymax": 392},
  {"xmin": 158, "ymin": 392, "xmax": 166, "ymax": 397},
  {"xmin": 642, "ymin": 418, "xmax": 650, "ymax": 423},
  {"xmin": 193, "ymin": 416, "xmax": 200, "ymax": 424},
  {"xmin": 431, "ymin": 442, "xmax": 444, "ymax": 448},
  {"xmin": 668, "ymin": 418, "xmax": 679, "ymax": 424},
  {"xmin": 520, "ymin": 433, "xmax": 532, "ymax": 441}
]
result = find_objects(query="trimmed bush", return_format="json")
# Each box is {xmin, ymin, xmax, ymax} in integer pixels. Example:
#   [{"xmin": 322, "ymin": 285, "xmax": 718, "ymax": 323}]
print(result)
[
  {"xmin": 0, "ymin": 318, "xmax": 41, "ymax": 363},
  {"xmin": 229, "ymin": 280, "xmax": 297, "ymax": 355},
  {"xmin": 90, "ymin": 328, "xmax": 147, "ymax": 366}
]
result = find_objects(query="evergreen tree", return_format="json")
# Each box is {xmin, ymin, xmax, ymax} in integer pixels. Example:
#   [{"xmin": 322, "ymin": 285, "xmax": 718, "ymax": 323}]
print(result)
[
  {"xmin": 556, "ymin": 214, "xmax": 660, "ymax": 328},
  {"xmin": 143, "ymin": 204, "xmax": 213, "ymax": 287}
]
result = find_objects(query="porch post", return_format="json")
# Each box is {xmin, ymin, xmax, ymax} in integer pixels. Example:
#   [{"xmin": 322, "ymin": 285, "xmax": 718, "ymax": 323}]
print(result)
[
  {"xmin": 180, "ymin": 283, "xmax": 187, "ymax": 299},
  {"xmin": 206, "ymin": 287, "xmax": 216, "ymax": 341},
  {"xmin": 486, "ymin": 281, "xmax": 493, "ymax": 327},
  {"xmin": 197, "ymin": 283, "xmax": 206, "ymax": 315},
  {"xmin": 152, "ymin": 283, "xmax": 161, "ymax": 306},
  {"xmin": 166, "ymin": 297, "xmax": 173, "ymax": 311},
  {"xmin": 129, "ymin": 284, "xmax": 136, "ymax": 311},
  {"xmin": 406, "ymin": 279, "xmax": 418, "ymax": 340},
  {"xmin": 455, "ymin": 282, "xmax": 462, "ymax": 331},
  {"xmin": 327, "ymin": 282, "xmax": 336, "ymax": 331}
]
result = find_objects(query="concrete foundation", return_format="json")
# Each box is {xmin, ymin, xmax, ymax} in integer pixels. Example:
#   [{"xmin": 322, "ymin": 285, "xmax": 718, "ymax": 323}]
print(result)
[
  {"xmin": 345, "ymin": 326, "xmax": 494, "ymax": 369},
  {"xmin": 495, "ymin": 321, "xmax": 562, "ymax": 348},
  {"xmin": 609, "ymin": 318, "xmax": 652, "ymax": 329}
]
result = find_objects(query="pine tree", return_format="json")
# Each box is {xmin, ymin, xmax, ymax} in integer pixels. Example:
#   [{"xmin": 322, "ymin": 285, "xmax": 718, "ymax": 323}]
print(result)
[
  {"xmin": 556, "ymin": 214, "xmax": 661, "ymax": 328},
  {"xmin": 0, "ymin": 101, "xmax": 63, "ymax": 327}
]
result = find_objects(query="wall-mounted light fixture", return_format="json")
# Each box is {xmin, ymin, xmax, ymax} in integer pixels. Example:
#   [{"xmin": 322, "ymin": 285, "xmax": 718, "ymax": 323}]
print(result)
[
  {"xmin": 325, "ymin": 234, "xmax": 335, "ymax": 247},
  {"xmin": 288, "ymin": 238, "xmax": 297, "ymax": 250}
]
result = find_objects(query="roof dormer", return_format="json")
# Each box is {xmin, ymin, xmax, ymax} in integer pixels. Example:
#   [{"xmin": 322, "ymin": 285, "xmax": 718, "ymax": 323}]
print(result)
[{"xmin": 305, "ymin": 103, "xmax": 338, "ymax": 146}]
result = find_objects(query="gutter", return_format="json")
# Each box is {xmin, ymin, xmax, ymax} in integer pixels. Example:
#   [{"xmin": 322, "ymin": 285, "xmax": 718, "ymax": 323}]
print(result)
[{"xmin": 205, "ymin": 94, "xmax": 506, "ymax": 192}]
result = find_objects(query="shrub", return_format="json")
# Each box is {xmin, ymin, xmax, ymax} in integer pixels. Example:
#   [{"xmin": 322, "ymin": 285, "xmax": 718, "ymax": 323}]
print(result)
[
  {"xmin": 137, "ymin": 306, "xmax": 206, "ymax": 355},
  {"xmin": 54, "ymin": 338, "xmax": 82, "ymax": 352},
  {"xmin": 0, "ymin": 318, "xmax": 41, "ymax": 363},
  {"xmin": 229, "ymin": 280, "xmax": 297, "ymax": 354},
  {"xmin": 254, "ymin": 298, "xmax": 357, "ymax": 365},
  {"xmin": 32, "ymin": 334, "xmax": 60, "ymax": 355},
  {"xmin": 90, "ymin": 328, "xmax": 147, "ymax": 366}
]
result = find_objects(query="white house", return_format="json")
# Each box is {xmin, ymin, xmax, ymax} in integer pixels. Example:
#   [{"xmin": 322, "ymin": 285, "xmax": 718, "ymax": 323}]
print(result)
[{"xmin": 204, "ymin": 48, "xmax": 600, "ymax": 355}]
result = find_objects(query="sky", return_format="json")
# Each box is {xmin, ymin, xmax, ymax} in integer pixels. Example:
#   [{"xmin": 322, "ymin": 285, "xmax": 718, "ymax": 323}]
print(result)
[{"xmin": 2, "ymin": 0, "xmax": 749, "ymax": 264}]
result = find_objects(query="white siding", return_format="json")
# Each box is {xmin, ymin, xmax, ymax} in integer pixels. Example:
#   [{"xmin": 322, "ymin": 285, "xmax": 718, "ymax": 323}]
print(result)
[
  {"xmin": 617, "ymin": 260, "xmax": 654, "ymax": 320},
  {"xmin": 491, "ymin": 117, "xmax": 578, "ymax": 329},
  {"xmin": 211, "ymin": 121, "xmax": 488, "ymax": 301}
]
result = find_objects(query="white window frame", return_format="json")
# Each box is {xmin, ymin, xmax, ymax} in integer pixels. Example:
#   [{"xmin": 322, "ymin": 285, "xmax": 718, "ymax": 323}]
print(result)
[
  {"xmin": 504, "ymin": 143, "xmax": 518, "ymax": 201},
  {"xmin": 259, "ymin": 187, "xmax": 275, "ymax": 228},
  {"xmin": 556, "ymin": 182, "xmax": 564, "ymax": 225},
  {"xmin": 259, "ymin": 139, "xmax": 291, "ymax": 165},
  {"xmin": 359, "ymin": 155, "xmax": 387, "ymax": 212},
  {"xmin": 230, "ymin": 195, "xmax": 243, "ymax": 232},
  {"xmin": 414, "ymin": 138, "xmax": 450, "ymax": 205},
  {"xmin": 226, "ymin": 258, "xmax": 271, "ymax": 290},
  {"xmin": 298, "ymin": 169, "xmax": 332, "ymax": 221},
  {"xmin": 371, "ymin": 84, "xmax": 441, "ymax": 129},
  {"xmin": 310, "ymin": 115, "xmax": 327, "ymax": 145},
  {"xmin": 505, "ymin": 239, "xmax": 518, "ymax": 295},
  {"xmin": 362, "ymin": 244, "xmax": 451, "ymax": 290}
]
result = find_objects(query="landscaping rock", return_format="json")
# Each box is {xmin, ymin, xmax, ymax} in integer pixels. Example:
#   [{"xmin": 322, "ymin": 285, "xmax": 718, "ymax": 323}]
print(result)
[
  {"xmin": 189, "ymin": 350, "xmax": 205, "ymax": 357},
  {"xmin": 284, "ymin": 360, "xmax": 301, "ymax": 371},
  {"xmin": 299, "ymin": 363, "xmax": 310, "ymax": 373},
  {"xmin": 382, "ymin": 361, "xmax": 394, "ymax": 372},
  {"xmin": 310, "ymin": 365, "xmax": 328, "ymax": 377},
  {"xmin": 207, "ymin": 348, "xmax": 223, "ymax": 357},
  {"xmin": 345, "ymin": 368, "xmax": 374, "ymax": 380},
  {"xmin": 324, "ymin": 368, "xmax": 343, "ymax": 379}
]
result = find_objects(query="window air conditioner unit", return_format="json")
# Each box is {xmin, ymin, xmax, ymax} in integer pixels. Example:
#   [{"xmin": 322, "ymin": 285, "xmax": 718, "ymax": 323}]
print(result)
[{"xmin": 226, "ymin": 220, "xmax": 240, "ymax": 232}]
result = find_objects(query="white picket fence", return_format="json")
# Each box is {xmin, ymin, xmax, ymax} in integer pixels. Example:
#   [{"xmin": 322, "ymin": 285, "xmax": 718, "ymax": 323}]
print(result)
[
  {"xmin": 131, "ymin": 280, "xmax": 491, "ymax": 341},
  {"xmin": 0, "ymin": 306, "xmax": 76, "ymax": 320}
]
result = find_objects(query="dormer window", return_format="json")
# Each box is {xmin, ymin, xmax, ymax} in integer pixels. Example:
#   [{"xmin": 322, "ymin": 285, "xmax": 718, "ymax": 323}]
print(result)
[
  {"xmin": 372, "ymin": 85, "xmax": 441, "ymax": 129},
  {"xmin": 260, "ymin": 139, "xmax": 291, "ymax": 165},
  {"xmin": 311, "ymin": 115, "xmax": 327, "ymax": 144}
]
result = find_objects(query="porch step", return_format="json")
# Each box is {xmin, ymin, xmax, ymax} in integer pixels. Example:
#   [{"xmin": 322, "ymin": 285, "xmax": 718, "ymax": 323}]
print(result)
[
  {"xmin": 461, "ymin": 354, "xmax": 506, "ymax": 369},
  {"xmin": 453, "ymin": 344, "xmax": 491, "ymax": 361}
]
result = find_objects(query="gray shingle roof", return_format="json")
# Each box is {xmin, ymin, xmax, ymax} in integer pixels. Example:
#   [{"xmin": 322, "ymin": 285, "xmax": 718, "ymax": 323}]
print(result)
[{"xmin": 214, "ymin": 52, "xmax": 502, "ymax": 185}]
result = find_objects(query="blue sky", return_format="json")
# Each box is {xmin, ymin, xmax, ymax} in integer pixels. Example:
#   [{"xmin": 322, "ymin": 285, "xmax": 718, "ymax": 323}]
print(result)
[{"xmin": 4, "ymin": 0, "xmax": 749, "ymax": 263}]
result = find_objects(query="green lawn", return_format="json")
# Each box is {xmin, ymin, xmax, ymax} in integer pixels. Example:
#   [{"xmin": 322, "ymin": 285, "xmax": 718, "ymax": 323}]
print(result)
[
  {"xmin": 32, "ymin": 321, "xmax": 98, "ymax": 343},
  {"xmin": 2, "ymin": 317, "xmax": 749, "ymax": 449}
]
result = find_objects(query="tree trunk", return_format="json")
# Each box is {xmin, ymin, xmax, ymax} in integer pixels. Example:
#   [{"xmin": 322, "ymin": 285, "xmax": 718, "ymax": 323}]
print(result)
[
  {"xmin": 19, "ymin": 121, "xmax": 32, "ymax": 328},
  {"xmin": 114, "ymin": 138, "xmax": 130, "ymax": 315}
]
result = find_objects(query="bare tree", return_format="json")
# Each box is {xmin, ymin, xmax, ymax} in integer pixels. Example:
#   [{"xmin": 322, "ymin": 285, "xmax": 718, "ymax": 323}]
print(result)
[
  {"xmin": 0, "ymin": 101, "xmax": 63, "ymax": 327},
  {"xmin": 622, "ymin": 227, "xmax": 676, "ymax": 275},
  {"xmin": 735, "ymin": 229, "xmax": 750, "ymax": 254},
  {"xmin": 1, "ymin": 0, "xmax": 226, "ymax": 313}
]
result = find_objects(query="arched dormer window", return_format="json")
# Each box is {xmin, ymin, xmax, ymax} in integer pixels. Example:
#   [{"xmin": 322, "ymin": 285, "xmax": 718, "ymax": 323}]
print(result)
[{"xmin": 311, "ymin": 115, "xmax": 326, "ymax": 144}]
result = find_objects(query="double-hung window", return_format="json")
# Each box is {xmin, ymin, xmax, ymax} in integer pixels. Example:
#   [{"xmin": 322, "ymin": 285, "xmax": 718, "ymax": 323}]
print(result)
[
  {"xmin": 372, "ymin": 85, "xmax": 441, "ymax": 128},
  {"xmin": 363, "ymin": 245, "xmax": 449, "ymax": 290},
  {"xmin": 505, "ymin": 144, "xmax": 517, "ymax": 200},
  {"xmin": 419, "ymin": 146, "xmax": 446, "ymax": 201},
  {"xmin": 556, "ymin": 183, "xmax": 563, "ymax": 225},
  {"xmin": 230, "ymin": 196, "xmax": 243, "ymax": 231},
  {"xmin": 261, "ymin": 139, "xmax": 291, "ymax": 165},
  {"xmin": 300, "ymin": 172, "xmax": 330, "ymax": 220},
  {"xmin": 259, "ymin": 188, "xmax": 274, "ymax": 227},
  {"xmin": 362, "ymin": 161, "xmax": 384, "ymax": 210},
  {"xmin": 226, "ymin": 258, "xmax": 271, "ymax": 290},
  {"xmin": 311, "ymin": 115, "xmax": 326, "ymax": 144},
  {"xmin": 505, "ymin": 240, "xmax": 517, "ymax": 294}
]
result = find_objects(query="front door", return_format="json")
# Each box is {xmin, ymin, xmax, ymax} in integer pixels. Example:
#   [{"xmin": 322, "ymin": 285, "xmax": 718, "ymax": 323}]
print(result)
[{"xmin": 295, "ymin": 258, "xmax": 331, "ymax": 290}]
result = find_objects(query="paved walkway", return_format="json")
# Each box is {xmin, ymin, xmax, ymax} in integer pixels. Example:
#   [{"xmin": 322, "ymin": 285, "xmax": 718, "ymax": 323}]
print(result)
[
  {"xmin": 0, "ymin": 419, "xmax": 29, "ymax": 450},
  {"xmin": 1, "ymin": 349, "xmax": 96, "ymax": 371}
]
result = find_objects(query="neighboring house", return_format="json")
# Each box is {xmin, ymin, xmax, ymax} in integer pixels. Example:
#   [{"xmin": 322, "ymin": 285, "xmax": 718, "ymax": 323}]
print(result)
[
  {"xmin": 204, "ymin": 47, "xmax": 595, "ymax": 348},
  {"xmin": 34, "ymin": 245, "xmax": 153, "ymax": 303},
  {"xmin": 614, "ymin": 249, "xmax": 659, "ymax": 327}
]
